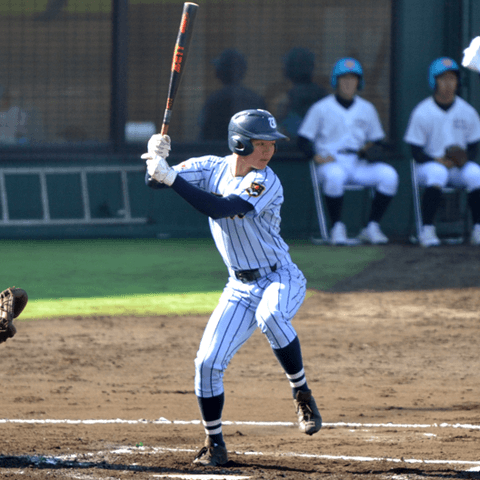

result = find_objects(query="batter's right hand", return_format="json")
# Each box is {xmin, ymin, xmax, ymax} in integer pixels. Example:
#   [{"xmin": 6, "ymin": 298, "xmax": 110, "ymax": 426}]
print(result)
[
  {"xmin": 314, "ymin": 154, "xmax": 335, "ymax": 165},
  {"xmin": 147, "ymin": 134, "xmax": 171, "ymax": 159},
  {"xmin": 141, "ymin": 153, "xmax": 177, "ymax": 186}
]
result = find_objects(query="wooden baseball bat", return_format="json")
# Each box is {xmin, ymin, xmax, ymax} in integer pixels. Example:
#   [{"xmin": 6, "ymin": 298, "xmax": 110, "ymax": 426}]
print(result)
[{"xmin": 160, "ymin": 2, "xmax": 199, "ymax": 135}]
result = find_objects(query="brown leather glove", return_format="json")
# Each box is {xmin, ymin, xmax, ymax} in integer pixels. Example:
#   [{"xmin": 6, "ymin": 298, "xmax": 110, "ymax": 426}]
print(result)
[
  {"xmin": 445, "ymin": 145, "xmax": 468, "ymax": 168},
  {"xmin": 0, "ymin": 287, "xmax": 28, "ymax": 344}
]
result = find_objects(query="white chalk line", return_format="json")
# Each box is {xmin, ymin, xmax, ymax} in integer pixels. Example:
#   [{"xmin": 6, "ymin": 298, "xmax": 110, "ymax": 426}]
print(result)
[
  {"xmin": 152, "ymin": 475, "xmax": 250, "ymax": 480},
  {"xmin": 21, "ymin": 445, "xmax": 480, "ymax": 470},
  {"xmin": 1, "ymin": 417, "xmax": 480, "ymax": 430},
  {"xmin": 2, "ymin": 418, "xmax": 480, "ymax": 473},
  {"xmin": 113, "ymin": 445, "xmax": 480, "ymax": 467}
]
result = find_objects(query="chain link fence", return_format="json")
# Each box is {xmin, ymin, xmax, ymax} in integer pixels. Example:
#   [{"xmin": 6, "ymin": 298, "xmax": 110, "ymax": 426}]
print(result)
[{"xmin": 0, "ymin": 0, "xmax": 391, "ymax": 148}]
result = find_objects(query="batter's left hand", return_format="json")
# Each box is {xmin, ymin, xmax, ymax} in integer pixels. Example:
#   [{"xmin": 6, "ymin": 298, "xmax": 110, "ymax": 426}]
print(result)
[{"xmin": 142, "ymin": 153, "xmax": 177, "ymax": 186}]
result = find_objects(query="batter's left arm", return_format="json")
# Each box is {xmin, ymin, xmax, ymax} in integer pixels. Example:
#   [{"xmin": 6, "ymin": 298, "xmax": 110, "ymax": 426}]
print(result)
[{"xmin": 148, "ymin": 173, "xmax": 254, "ymax": 219}]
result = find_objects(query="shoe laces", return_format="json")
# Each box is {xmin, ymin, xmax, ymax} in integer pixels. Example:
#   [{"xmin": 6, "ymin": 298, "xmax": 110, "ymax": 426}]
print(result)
[
  {"xmin": 297, "ymin": 399, "xmax": 314, "ymax": 420},
  {"xmin": 194, "ymin": 446, "xmax": 209, "ymax": 461}
]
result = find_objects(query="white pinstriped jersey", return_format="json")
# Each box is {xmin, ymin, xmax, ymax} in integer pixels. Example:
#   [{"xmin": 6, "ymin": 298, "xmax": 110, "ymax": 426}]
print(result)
[
  {"xmin": 404, "ymin": 96, "xmax": 480, "ymax": 157},
  {"xmin": 172, "ymin": 154, "xmax": 293, "ymax": 272},
  {"xmin": 298, "ymin": 94, "xmax": 384, "ymax": 157}
]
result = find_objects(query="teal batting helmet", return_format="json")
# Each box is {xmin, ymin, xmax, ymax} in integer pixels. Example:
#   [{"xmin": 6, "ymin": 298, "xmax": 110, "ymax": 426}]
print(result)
[
  {"xmin": 428, "ymin": 57, "xmax": 459, "ymax": 90},
  {"xmin": 331, "ymin": 57, "xmax": 364, "ymax": 90}
]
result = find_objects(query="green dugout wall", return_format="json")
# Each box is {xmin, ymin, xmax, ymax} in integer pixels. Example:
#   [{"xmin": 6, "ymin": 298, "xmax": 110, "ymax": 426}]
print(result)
[{"xmin": 1, "ymin": 0, "xmax": 480, "ymax": 240}]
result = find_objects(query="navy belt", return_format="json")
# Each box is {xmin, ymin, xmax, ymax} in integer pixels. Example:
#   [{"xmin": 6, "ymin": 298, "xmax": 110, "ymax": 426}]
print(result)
[{"xmin": 234, "ymin": 264, "xmax": 277, "ymax": 283}]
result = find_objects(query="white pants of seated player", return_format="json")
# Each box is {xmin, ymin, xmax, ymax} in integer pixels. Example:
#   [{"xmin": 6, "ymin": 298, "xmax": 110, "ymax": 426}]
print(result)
[
  {"xmin": 315, "ymin": 156, "xmax": 399, "ymax": 198},
  {"xmin": 194, "ymin": 263, "xmax": 306, "ymax": 398},
  {"xmin": 415, "ymin": 160, "xmax": 480, "ymax": 192}
]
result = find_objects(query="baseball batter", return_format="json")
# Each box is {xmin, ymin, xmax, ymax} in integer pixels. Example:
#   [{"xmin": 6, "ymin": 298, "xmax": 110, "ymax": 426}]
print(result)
[
  {"xmin": 404, "ymin": 57, "xmax": 480, "ymax": 247},
  {"xmin": 297, "ymin": 57, "xmax": 399, "ymax": 245},
  {"xmin": 142, "ymin": 109, "xmax": 322, "ymax": 467}
]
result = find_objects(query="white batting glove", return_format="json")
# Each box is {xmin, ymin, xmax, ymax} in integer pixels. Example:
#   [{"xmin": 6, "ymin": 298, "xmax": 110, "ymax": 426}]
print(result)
[
  {"xmin": 147, "ymin": 134, "xmax": 171, "ymax": 159},
  {"xmin": 462, "ymin": 37, "xmax": 480, "ymax": 72},
  {"xmin": 141, "ymin": 153, "xmax": 177, "ymax": 186}
]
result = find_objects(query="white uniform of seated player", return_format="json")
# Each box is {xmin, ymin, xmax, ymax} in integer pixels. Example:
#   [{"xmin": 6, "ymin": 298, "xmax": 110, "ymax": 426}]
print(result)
[
  {"xmin": 297, "ymin": 57, "xmax": 399, "ymax": 246},
  {"xmin": 404, "ymin": 57, "xmax": 480, "ymax": 247}
]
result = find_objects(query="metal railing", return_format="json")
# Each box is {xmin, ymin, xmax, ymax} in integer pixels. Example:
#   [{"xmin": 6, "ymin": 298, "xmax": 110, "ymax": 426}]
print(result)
[{"xmin": 0, "ymin": 165, "xmax": 147, "ymax": 226}]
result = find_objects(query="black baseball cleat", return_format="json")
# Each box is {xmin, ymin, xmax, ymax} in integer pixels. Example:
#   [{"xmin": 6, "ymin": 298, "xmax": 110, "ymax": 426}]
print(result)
[
  {"xmin": 193, "ymin": 437, "xmax": 228, "ymax": 466},
  {"xmin": 294, "ymin": 389, "xmax": 322, "ymax": 435}
]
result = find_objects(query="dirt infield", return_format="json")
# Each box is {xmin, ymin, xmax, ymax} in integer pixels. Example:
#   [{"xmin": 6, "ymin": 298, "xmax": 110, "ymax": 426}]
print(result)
[{"xmin": 1, "ymin": 243, "xmax": 480, "ymax": 479}]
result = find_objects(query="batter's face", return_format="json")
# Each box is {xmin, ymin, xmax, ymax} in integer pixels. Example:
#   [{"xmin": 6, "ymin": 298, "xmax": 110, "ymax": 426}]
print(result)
[
  {"xmin": 337, "ymin": 73, "xmax": 359, "ymax": 100},
  {"xmin": 435, "ymin": 71, "xmax": 458, "ymax": 103},
  {"xmin": 235, "ymin": 139, "xmax": 276, "ymax": 176}
]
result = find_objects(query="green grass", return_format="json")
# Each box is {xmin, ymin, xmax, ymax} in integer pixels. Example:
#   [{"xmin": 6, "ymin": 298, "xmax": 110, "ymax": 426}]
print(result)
[{"xmin": 2, "ymin": 239, "xmax": 384, "ymax": 319}]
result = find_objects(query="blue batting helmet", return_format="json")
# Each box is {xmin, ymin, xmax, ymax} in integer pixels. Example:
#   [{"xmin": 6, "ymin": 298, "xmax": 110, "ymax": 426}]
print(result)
[
  {"xmin": 428, "ymin": 57, "xmax": 460, "ymax": 90},
  {"xmin": 228, "ymin": 109, "xmax": 288, "ymax": 156},
  {"xmin": 331, "ymin": 57, "xmax": 364, "ymax": 90}
]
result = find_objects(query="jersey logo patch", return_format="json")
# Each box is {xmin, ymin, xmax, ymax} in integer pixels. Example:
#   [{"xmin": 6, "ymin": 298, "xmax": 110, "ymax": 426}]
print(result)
[{"xmin": 246, "ymin": 182, "xmax": 265, "ymax": 197}]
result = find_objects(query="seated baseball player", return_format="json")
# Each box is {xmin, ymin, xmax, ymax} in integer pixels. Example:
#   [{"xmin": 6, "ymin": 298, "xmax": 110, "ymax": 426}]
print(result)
[
  {"xmin": 404, "ymin": 57, "xmax": 480, "ymax": 247},
  {"xmin": 143, "ymin": 109, "xmax": 322, "ymax": 467},
  {"xmin": 297, "ymin": 57, "xmax": 399, "ymax": 245}
]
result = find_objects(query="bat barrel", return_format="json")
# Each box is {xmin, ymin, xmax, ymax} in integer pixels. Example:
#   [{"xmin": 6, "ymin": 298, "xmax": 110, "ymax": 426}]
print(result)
[{"xmin": 161, "ymin": 2, "xmax": 199, "ymax": 135}]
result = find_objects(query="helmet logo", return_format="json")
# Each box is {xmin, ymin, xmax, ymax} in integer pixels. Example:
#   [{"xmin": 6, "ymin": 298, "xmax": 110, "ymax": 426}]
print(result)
[
  {"xmin": 344, "ymin": 59, "xmax": 356, "ymax": 70},
  {"xmin": 268, "ymin": 117, "xmax": 277, "ymax": 129},
  {"xmin": 442, "ymin": 58, "xmax": 453, "ymax": 67}
]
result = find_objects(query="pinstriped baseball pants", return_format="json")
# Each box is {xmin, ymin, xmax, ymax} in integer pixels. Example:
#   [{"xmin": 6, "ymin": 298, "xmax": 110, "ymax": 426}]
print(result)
[{"xmin": 194, "ymin": 263, "xmax": 307, "ymax": 398}]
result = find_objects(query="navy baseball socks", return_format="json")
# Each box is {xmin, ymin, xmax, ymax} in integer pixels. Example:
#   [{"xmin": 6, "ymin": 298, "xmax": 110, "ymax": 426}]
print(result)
[
  {"xmin": 273, "ymin": 336, "xmax": 322, "ymax": 435},
  {"xmin": 194, "ymin": 393, "xmax": 229, "ymax": 466},
  {"xmin": 196, "ymin": 393, "xmax": 226, "ymax": 447}
]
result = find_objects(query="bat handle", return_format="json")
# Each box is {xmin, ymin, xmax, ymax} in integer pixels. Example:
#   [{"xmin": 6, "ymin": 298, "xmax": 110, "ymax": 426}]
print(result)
[{"xmin": 161, "ymin": 108, "xmax": 172, "ymax": 135}]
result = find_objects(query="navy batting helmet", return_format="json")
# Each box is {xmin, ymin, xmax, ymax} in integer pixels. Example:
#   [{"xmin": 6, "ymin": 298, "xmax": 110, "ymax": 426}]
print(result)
[
  {"xmin": 428, "ymin": 57, "xmax": 460, "ymax": 90},
  {"xmin": 331, "ymin": 57, "xmax": 364, "ymax": 90},
  {"xmin": 228, "ymin": 109, "xmax": 289, "ymax": 156}
]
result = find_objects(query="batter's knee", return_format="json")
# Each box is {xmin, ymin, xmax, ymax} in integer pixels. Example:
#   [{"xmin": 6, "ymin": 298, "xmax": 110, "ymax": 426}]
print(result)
[
  {"xmin": 256, "ymin": 313, "xmax": 297, "ymax": 350},
  {"xmin": 194, "ymin": 356, "xmax": 224, "ymax": 397}
]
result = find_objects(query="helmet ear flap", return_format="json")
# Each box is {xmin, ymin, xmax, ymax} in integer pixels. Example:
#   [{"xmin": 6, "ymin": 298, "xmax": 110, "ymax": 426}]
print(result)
[{"xmin": 229, "ymin": 134, "xmax": 254, "ymax": 156}]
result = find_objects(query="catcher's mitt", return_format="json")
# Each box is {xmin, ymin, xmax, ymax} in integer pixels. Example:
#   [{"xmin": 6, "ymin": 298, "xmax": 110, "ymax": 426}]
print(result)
[
  {"xmin": 445, "ymin": 145, "xmax": 468, "ymax": 168},
  {"xmin": 0, "ymin": 287, "xmax": 28, "ymax": 344}
]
